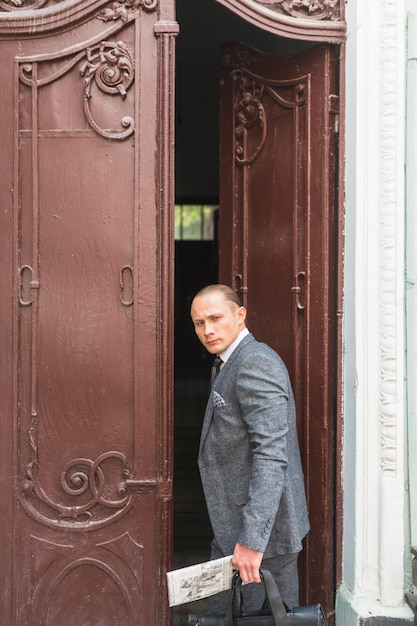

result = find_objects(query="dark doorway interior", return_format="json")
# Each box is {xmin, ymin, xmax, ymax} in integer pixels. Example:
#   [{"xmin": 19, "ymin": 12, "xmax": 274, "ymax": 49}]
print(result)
[
  {"xmin": 173, "ymin": 238, "xmax": 218, "ymax": 560},
  {"xmin": 174, "ymin": 0, "xmax": 316, "ymax": 573}
]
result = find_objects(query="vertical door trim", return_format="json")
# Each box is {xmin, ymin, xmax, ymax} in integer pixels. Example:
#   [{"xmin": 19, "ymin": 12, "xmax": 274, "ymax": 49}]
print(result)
[{"xmin": 154, "ymin": 17, "xmax": 179, "ymax": 625}]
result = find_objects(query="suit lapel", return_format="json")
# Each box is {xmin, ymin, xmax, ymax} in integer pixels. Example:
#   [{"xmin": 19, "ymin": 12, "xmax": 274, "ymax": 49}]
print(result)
[
  {"xmin": 199, "ymin": 333, "xmax": 255, "ymax": 454},
  {"xmin": 199, "ymin": 396, "xmax": 214, "ymax": 454}
]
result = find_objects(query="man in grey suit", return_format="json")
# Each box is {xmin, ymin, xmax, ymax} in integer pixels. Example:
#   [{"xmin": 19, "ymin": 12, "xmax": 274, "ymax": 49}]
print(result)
[{"xmin": 190, "ymin": 284, "xmax": 310, "ymax": 613}]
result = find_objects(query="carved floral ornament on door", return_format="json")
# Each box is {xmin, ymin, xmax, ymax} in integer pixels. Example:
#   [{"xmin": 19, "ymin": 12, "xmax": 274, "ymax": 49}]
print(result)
[
  {"xmin": 0, "ymin": 0, "xmax": 342, "ymax": 21},
  {"xmin": 219, "ymin": 43, "xmax": 309, "ymax": 166},
  {"xmin": 18, "ymin": 40, "xmax": 136, "ymax": 141}
]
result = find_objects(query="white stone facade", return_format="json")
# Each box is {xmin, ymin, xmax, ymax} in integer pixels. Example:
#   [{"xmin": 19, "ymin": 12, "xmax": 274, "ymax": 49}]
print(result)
[{"xmin": 336, "ymin": 0, "xmax": 416, "ymax": 623}]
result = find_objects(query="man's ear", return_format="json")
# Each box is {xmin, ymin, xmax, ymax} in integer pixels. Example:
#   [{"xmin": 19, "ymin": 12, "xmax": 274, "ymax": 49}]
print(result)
[{"xmin": 238, "ymin": 306, "xmax": 247, "ymax": 325}]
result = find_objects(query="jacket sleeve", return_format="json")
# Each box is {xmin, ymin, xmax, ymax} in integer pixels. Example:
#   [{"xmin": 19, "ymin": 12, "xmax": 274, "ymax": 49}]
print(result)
[{"xmin": 234, "ymin": 347, "xmax": 290, "ymax": 553}]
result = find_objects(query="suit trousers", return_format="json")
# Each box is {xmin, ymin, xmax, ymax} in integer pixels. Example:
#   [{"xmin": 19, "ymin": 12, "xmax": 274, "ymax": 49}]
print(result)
[{"xmin": 206, "ymin": 541, "xmax": 300, "ymax": 614}]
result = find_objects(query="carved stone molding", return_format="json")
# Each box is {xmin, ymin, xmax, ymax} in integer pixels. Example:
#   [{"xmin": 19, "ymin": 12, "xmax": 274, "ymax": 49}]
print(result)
[
  {"xmin": 378, "ymin": 0, "xmax": 402, "ymax": 477},
  {"xmin": 215, "ymin": 0, "xmax": 345, "ymax": 41},
  {"xmin": 0, "ymin": 0, "xmax": 61, "ymax": 10},
  {"xmin": 98, "ymin": 0, "xmax": 158, "ymax": 22},
  {"xmin": 0, "ymin": 0, "xmax": 158, "ymax": 13},
  {"xmin": 253, "ymin": 0, "xmax": 341, "ymax": 21}
]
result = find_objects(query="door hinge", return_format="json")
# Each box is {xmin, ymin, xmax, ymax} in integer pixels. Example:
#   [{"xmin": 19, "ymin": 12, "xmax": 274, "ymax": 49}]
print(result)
[{"xmin": 329, "ymin": 94, "xmax": 339, "ymax": 134}]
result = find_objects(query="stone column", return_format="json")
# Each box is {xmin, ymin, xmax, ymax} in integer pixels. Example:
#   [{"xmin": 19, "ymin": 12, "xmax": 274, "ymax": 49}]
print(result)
[{"xmin": 337, "ymin": 0, "xmax": 413, "ymax": 623}]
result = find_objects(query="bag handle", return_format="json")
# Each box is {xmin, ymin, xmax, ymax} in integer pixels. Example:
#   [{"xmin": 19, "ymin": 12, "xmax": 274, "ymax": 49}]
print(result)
[{"xmin": 224, "ymin": 569, "xmax": 288, "ymax": 625}]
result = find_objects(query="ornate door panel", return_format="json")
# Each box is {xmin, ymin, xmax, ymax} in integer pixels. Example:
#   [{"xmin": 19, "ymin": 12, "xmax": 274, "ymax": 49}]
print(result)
[
  {"xmin": 220, "ymin": 43, "xmax": 338, "ymax": 617},
  {"xmin": 0, "ymin": 2, "xmax": 176, "ymax": 624}
]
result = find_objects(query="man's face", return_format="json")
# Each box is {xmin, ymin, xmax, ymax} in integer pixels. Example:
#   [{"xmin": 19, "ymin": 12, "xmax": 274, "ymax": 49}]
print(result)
[{"xmin": 190, "ymin": 291, "xmax": 246, "ymax": 355}]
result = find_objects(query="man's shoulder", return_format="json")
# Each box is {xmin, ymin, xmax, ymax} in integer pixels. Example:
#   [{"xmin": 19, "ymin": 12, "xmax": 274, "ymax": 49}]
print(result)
[
  {"xmin": 231, "ymin": 336, "xmax": 291, "ymax": 391},
  {"xmin": 236, "ymin": 333, "xmax": 283, "ymax": 364},
  {"xmin": 240, "ymin": 333, "xmax": 276, "ymax": 353}
]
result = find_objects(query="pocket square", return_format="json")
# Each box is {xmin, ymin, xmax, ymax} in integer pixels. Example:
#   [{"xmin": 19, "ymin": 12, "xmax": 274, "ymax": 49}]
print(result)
[{"xmin": 213, "ymin": 391, "xmax": 227, "ymax": 407}]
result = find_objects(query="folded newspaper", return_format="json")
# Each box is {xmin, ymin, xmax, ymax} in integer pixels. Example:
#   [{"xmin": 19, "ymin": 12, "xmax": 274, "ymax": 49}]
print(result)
[{"xmin": 167, "ymin": 555, "xmax": 234, "ymax": 606}]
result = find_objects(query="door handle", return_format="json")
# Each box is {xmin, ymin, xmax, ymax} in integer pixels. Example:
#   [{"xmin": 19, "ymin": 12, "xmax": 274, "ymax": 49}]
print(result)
[
  {"xmin": 119, "ymin": 265, "xmax": 133, "ymax": 306},
  {"xmin": 19, "ymin": 264, "xmax": 39, "ymax": 306},
  {"xmin": 291, "ymin": 271, "xmax": 305, "ymax": 310}
]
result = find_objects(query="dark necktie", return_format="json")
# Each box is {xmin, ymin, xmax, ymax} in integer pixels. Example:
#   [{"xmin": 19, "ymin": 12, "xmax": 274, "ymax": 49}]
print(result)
[{"xmin": 210, "ymin": 356, "xmax": 223, "ymax": 387}]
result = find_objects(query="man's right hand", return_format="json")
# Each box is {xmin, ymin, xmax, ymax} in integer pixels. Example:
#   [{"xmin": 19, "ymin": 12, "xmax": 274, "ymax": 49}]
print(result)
[{"xmin": 232, "ymin": 542, "xmax": 263, "ymax": 583}]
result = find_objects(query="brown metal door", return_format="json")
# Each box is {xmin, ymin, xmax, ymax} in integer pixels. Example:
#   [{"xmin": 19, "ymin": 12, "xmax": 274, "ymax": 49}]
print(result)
[
  {"xmin": 219, "ymin": 43, "xmax": 338, "ymax": 618},
  {"xmin": 0, "ymin": 2, "xmax": 176, "ymax": 624}
]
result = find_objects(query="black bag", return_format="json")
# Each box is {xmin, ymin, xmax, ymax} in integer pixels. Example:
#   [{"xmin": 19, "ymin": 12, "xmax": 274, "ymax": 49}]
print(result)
[{"xmin": 188, "ymin": 569, "xmax": 327, "ymax": 626}]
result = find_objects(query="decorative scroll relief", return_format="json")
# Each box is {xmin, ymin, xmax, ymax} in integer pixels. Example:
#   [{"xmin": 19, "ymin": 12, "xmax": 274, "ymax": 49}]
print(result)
[
  {"xmin": 253, "ymin": 0, "xmax": 341, "ymax": 20},
  {"xmin": 232, "ymin": 71, "xmax": 306, "ymax": 164},
  {"xmin": 232, "ymin": 71, "xmax": 266, "ymax": 165},
  {"xmin": 0, "ymin": 0, "xmax": 158, "ymax": 13},
  {"xmin": 19, "ymin": 40, "xmax": 135, "ymax": 140},
  {"xmin": 20, "ymin": 439, "xmax": 137, "ymax": 529},
  {"xmin": 80, "ymin": 40, "xmax": 135, "ymax": 139},
  {"xmin": 224, "ymin": 48, "xmax": 306, "ymax": 165}
]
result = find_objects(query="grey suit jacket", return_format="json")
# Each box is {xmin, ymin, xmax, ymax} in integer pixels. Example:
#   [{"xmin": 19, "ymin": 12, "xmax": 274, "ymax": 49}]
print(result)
[{"xmin": 198, "ymin": 333, "xmax": 310, "ymax": 558}]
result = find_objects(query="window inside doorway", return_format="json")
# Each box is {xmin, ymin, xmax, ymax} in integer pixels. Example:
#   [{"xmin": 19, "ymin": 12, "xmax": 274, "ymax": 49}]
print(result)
[{"xmin": 175, "ymin": 204, "xmax": 217, "ymax": 240}]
